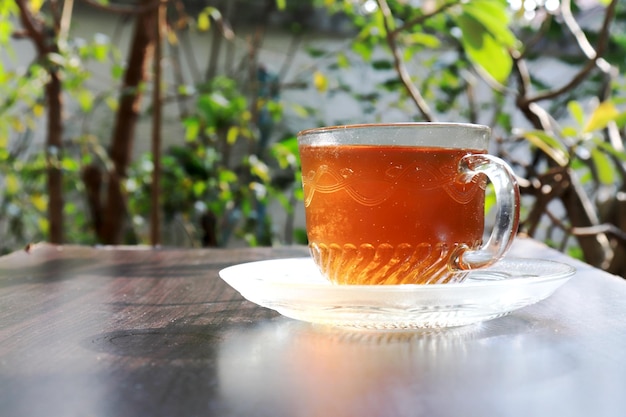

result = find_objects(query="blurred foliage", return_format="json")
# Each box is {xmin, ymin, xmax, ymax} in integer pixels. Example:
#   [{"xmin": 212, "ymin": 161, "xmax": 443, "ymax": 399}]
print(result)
[
  {"xmin": 1, "ymin": 0, "xmax": 306, "ymax": 251},
  {"xmin": 310, "ymin": 0, "xmax": 626, "ymax": 273},
  {"xmin": 2, "ymin": 0, "xmax": 626, "ymax": 276}
]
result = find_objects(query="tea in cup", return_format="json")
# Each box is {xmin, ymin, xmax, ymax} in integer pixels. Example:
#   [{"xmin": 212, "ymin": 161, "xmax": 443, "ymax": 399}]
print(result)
[{"xmin": 297, "ymin": 123, "xmax": 520, "ymax": 285}]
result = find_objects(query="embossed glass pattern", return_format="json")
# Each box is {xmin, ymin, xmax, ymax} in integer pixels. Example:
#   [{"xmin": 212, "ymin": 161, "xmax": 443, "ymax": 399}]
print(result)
[{"xmin": 301, "ymin": 146, "xmax": 486, "ymax": 284}]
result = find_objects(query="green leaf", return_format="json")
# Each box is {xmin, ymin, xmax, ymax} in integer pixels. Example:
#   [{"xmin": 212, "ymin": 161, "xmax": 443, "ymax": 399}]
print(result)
[
  {"xmin": 453, "ymin": 0, "xmax": 517, "ymax": 84},
  {"xmin": 371, "ymin": 60, "xmax": 393, "ymax": 70},
  {"xmin": 38, "ymin": 217, "xmax": 49, "ymax": 234},
  {"xmin": 31, "ymin": 194, "xmax": 47, "ymax": 212},
  {"xmin": 192, "ymin": 181, "xmax": 206, "ymax": 197},
  {"xmin": 227, "ymin": 126, "xmax": 239, "ymax": 145},
  {"xmin": 594, "ymin": 140, "xmax": 626, "ymax": 162},
  {"xmin": 271, "ymin": 136, "xmax": 299, "ymax": 169},
  {"xmin": 567, "ymin": 101, "xmax": 585, "ymax": 127},
  {"xmin": 248, "ymin": 155, "xmax": 270, "ymax": 183},
  {"xmin": 590, "ymin": 147, "xmax": 615, "ymax": 185},
  {"xmin": 381, "ymin": 77, "xmax": 402, "ymax": 91},
  {"xmin": 61, "ymin": 157, "xmax": 79, "ymax": 172},
  {"xmin": 275, "ymin": 0, "xmax": 286, "ymax": 10},
  {"xmin": 219, "ymin": 169, "xmax": 237, "ymax": 184},
  {"xmin": 402, "ymin": 32, "xmax": 441, "ymax": 48},
  {"xmin": 290, "ymin": 103, "xmax": 311, "ymax": 118},
  {"xmin": 352, "ymin": 42, "xmax": 373, "ymax": 61},
  {"xmin": 336, "ymin": 52, "xmax": 350, "ymax": 68},
  {"xmin": 306, "ymin": 47, "xmax": 326, "ymax": 58},
  {"xmin": 92, "ymin": 43, "xmax": 109, "ymax": 62},
  {"xmin": 313, "ymin": 71, "xmax": 328, "ymax": 92},
  {"xmin": 615, "ymin": 112, "xmax": 626, "ymax": 128},
  {"xmin": 0, "ymin": 0, "xmax": 18, "ymax": 15},
  {"xmin": 0, "ymin": 20, "xmax": 12, "ymax": 43},
  {"xmin": 111, "ymin": 63, "xmax": 124, "ymax": 80},
  {"xmin": 293, "ymin": 187, "xmax": 304, "ymax": 202},
  {"xmin": 197, "ymin": 6, "xmax": 223, "ymax": 32},
  {"xmin": 65, "ymin": 202, "xmax": 76, "ymax": 215},
  {"xmin": 460, "ymin": 0, "xmax": 517, "ymax": 47},
  {"xmin": 76, "ymin": 89, "xmax": 94, "ymax": 112},
  {"xmin": 277, "ymin": 135, "xmax": 299, "ymax": 154},
  {"xmin": 183, "ymin": 117, "xmax": 200, "ymax": 141},
  {"xmin": 198, "ymin": 12, "xmax": 211, "ymax": 31},
  {"xmin": 105, "ymin": 96, "xmax": 118, "ymax": 111},
  {"xmin": 196, "ymin": 94, "xmax": 216, "ymax": 125},
  {"xmin": 31, "ymin": 0, "xmax": 44, "ymax": 12},
  {"xmin": 584, "ymin": 101, "xmax": 620, "ymax": 133},
  {"xmin": 177, "ymin": 84, "xmax": 196, "ymax": 96},
  {"xmin": 484, "ymin": 183, "xmax": 496, "ymax": 215},
  {"xmin": 561, "ymin": 126, "xmax": 578, "ymax": 138},
  {"xmin": 456, "ymin": 14, "xmax": 512, "ymax": 83},
  {"xmin": 5, "ymin": 174, "xmax": 19, "ymax": 195},
  {"xmin": 521, "ymin": 130, "xmax": 569, "ymax": 167}
]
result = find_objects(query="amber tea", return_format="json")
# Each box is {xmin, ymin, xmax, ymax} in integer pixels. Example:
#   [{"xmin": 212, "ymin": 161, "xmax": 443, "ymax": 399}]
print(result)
[
  {"xmin": 297, "ymin": 123, "xmax": 520, "ymax": 285},
  {"xmin": 300, "ymin": 145, "xmax": 486, "ymax": 284}
]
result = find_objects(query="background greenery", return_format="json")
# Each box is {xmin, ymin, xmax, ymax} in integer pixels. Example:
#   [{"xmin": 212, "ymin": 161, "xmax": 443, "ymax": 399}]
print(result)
[{"xmin": 2, "ymin": 0, "xmax": 626, "ymax": 276}]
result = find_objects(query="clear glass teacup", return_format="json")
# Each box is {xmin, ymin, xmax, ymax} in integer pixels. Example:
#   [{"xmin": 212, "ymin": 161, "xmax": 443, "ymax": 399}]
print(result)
[{"xmin": 297, "ymin": 123, "xmax": 520, "ymax": 285}]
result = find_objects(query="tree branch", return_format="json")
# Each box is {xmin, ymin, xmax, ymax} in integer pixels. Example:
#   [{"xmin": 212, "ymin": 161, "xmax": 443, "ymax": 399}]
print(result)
[
  {"xmin": 522, "ymin": 0, "xmax": 617, "ymax": 105},
  {"xmin": 150, "ymin": 0, "xmax": 165, "ymax": 247},
  {"xmin": 14, "ymin": 0, "xmax": 47, "ymax": 53},
  {"xmin": 572, "ymin": 224, "xmax": 626, "ymax": 246},
  {"xmin": 376, "ymin": 0, "xmax": 435, "ymax": 121},
  {"xmin": 59, "ymin": 0, "xmax": 75, "ymax": 44},
  {"xmin": 393, "ymin": 0, "xmax": 457, "ymax": 36}
]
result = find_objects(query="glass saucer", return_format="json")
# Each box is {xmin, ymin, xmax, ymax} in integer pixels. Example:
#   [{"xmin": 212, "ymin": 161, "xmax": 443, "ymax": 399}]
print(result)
[{"xmin": 218, "ymin": 257, "xmax": 575, "ymax": 329}]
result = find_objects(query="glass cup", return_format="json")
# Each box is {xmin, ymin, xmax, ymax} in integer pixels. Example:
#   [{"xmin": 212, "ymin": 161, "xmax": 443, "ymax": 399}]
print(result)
[{"xmin": 297, "ymin": 123, "xmax": 520, "ymax": 285}]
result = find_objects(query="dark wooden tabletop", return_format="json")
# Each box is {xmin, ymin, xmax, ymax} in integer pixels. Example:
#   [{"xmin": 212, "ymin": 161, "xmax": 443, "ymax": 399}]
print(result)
[{"xmin": 1, "ymin": 238, "xmax": 625, "ymax": 417}]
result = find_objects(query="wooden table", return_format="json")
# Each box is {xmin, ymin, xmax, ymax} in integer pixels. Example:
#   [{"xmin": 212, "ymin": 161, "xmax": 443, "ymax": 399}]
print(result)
[{"xmin": 1, "ymin": 238, "xmax": 625, "ymax": 417}]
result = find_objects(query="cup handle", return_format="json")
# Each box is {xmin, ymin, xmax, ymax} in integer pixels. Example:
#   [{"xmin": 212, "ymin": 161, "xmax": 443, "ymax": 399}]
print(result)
[{"xmin": 453, "ymin": 154, "xmax": 520, "ymax": 271}]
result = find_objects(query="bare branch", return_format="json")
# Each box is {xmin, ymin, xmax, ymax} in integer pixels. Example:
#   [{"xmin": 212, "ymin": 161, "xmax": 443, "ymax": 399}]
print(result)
[
  {"xmin": 513, "ymin": 53, "xmax": 554, "ymax": 132},
  {"xmin": 14, "ymin": 0, "xmax": 47, "ymax": 53},
  {"xmin": 151, "ymin": 0, "xmax": 165, "ymax": 247},
  {"xmin": 376, "ymin": 0, "xmax": 435, "ymax": 121},
  {"xmin": 59, "ymin": 0, "xmax": 75, "ymax": 44},
  {"xmin": 393, "ymin": 1, "xmax": 457, "ymax": 36},
  {"xmin": 572, "ymin": 224, "xmax": 626, "ymax": 246},
  {"xmin": 523, "ymin": 0, "xmax": 617, "ymax": 104},
  {"xmin": 518, "ymin": 12, "xmax": 553, "ymax": 59}
]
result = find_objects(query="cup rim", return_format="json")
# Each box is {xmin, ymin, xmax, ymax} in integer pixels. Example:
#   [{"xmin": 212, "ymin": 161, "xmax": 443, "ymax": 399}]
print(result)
[
  {"xmin": 297, "ymin": 122, "xmax": 489, "ymax": 137},
  {"xmin": 297, "ymin": 122, "xmax": 491, "ymax": 148}
]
